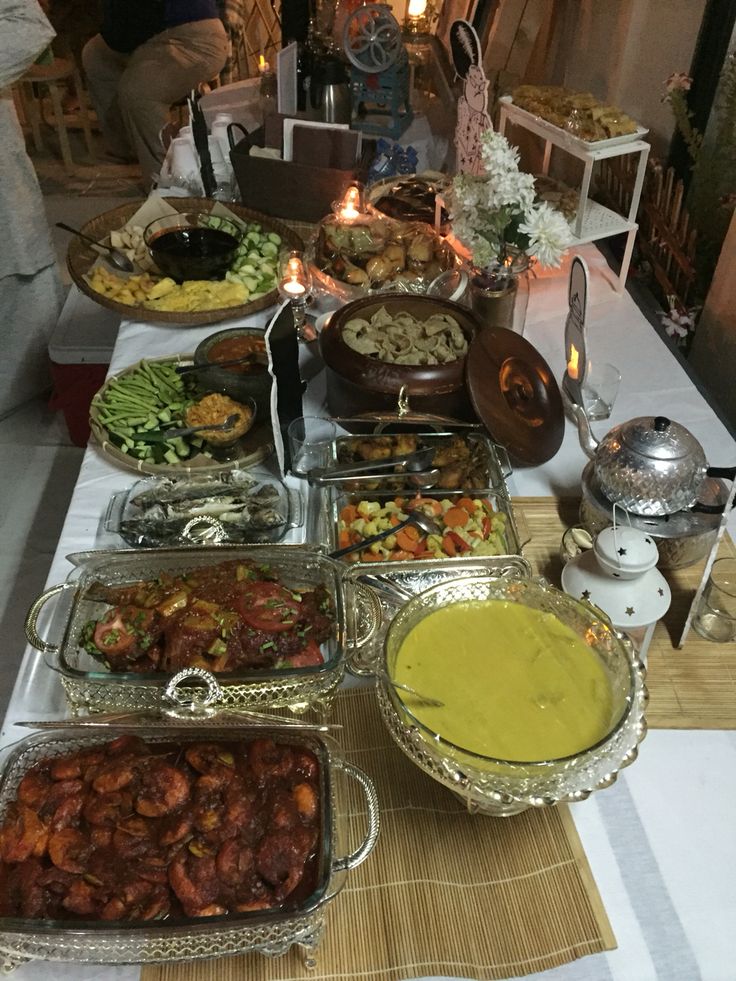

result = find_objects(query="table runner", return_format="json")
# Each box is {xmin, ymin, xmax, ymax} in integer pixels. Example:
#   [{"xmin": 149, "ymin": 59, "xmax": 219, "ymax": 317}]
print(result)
[
  {"xmin": 142, "ymin": 687, "xmax": 614, "ymax": 981},
  {"xmin": 515, "ymin": 496, "xmax": 736, "ymax": 729}
]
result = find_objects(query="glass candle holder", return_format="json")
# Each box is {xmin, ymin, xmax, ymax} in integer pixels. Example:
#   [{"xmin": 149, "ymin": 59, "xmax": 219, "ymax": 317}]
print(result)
[
  {"xmin": 581, "ymin": 363, "xmax": 621, "ymax": 421},
  {"xmin": 278, "ymin": 250, "xmax": 312, "ymax": 340},
  {"xmin": 332, "ymin": 183, "xmax": 367, "ymax": 223}
]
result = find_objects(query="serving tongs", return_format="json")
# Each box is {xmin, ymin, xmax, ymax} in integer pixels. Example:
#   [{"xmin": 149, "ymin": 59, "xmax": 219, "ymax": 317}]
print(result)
[{"xmin": 308, "ymin": 446, "xmax": 438, "ymax": 487}]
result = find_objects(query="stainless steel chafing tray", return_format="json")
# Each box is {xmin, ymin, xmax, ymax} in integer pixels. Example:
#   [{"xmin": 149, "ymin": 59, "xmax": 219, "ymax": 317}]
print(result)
[{"xmin": 325, "ymin": 427, "xmax": 513, "ymax": 493}]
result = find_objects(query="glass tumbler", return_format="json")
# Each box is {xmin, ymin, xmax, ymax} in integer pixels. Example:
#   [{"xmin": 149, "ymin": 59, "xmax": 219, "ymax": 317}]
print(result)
[
  {"xmin": 287, "ymin": 416, "xmax": 337, "ymax": 477},
  {"xmin": 581, "ymin": 363, "xmax": 621, "ymax": 421},
  {"xmin": 692, "ymin": 557, "xmax": 736, "ymax": 643}
]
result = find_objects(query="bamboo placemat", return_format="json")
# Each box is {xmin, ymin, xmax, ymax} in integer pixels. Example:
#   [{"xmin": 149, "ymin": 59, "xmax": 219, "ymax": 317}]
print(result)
[
  {"xmin": 514, "ymin": 496, "xmax": 736, "ymax": 729},
  {"xmin": 143, "ymin": 687, "xmax": 615, "ymax": 981}
]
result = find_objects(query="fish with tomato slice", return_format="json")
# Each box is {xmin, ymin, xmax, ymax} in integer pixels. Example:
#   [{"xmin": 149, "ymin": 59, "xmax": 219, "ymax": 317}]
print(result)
[{"xmin": 79, "ymin": 559, "xmax": 334, "ymax": 675}]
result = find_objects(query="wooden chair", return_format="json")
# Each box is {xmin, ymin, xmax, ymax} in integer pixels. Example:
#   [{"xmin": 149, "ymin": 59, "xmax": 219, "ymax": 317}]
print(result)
[{"xmin": 14, "ymin": 57, "xmax": 96, "ymax": 172}]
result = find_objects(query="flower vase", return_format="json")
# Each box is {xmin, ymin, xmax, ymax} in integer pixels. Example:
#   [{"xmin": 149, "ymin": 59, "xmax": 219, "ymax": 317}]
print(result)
[{"xmin": 469, "ymin": 263, "xmax": 530, "ymax": 335}]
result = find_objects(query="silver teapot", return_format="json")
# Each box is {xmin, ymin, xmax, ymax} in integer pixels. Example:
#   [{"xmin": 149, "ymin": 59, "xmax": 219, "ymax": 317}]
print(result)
[{"xmin": 575, "ymin": 409, "xmax": 710, "ymax": 516}]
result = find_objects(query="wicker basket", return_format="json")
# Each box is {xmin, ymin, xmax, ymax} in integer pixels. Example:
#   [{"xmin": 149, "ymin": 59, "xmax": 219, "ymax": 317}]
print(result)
[
  {"xmin": 67, "ymin": 197, "xmax": 303, "ymax": 327},
  {"xmin": 88, "ymin": 353, "xmax": 274, "ymax": 476}
]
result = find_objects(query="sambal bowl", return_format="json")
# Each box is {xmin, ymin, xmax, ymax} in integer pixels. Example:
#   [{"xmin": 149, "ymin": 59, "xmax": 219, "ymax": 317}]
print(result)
[
  {"xmin": 193, "ymin": 326, "xmax": 271, "ymax": 417},
  {"xmin": 373, "ymin": 575, "xmax": 647, "ymax": 816}
]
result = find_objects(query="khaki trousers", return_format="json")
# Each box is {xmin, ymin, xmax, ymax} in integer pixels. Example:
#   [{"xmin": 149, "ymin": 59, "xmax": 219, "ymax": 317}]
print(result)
[{"xmin": 82, "ymin": 19, "xmax": 228, "ymax": 185}]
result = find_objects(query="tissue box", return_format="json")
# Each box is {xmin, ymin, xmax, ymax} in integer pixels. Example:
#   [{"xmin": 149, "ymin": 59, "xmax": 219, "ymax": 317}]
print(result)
[{"xmin": 230, "ymin": 127, "xmax": 369, "ymax": 223}]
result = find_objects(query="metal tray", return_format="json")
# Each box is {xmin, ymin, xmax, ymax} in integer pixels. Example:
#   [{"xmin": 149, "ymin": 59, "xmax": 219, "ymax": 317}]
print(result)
[
  {"xmin": 104, "ymin": 469, "xmax": 303, "ymax": 548},
  {"xmin": 309, "ymin": 482, "xmax": 522, "ymax": 570},
  {"xmin": 326, "ymin": 428, "xmax": 512, "ymax": 494},
  {"xmin": 25, "ymin": 546, "xmax": 346, "ymax": 717},
  {"xmin": 0, "ymin": 724, "xmax": 378, "ymax": 970}
]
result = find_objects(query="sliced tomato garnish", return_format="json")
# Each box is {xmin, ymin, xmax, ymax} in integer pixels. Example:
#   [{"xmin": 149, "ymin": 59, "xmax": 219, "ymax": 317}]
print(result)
[
  {"xmin": 93, "ymin": 606, "xmax": 157, "ymax": 656},
  {"xmin": 93, "ymin": 608, "xmax": 136, "ymax": 655},
  {"xmin": 235, "ymin": 582, "xmax": 301, "ymax": 633},
  {"xmin": 287, "ymin": 640, "xmax": 323, "ymax": 668}
]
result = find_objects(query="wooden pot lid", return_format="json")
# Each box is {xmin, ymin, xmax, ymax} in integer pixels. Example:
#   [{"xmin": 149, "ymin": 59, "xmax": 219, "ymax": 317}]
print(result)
[{"xmin": 466, "ymin": 328, "xmax": 564, "ymax": 464}]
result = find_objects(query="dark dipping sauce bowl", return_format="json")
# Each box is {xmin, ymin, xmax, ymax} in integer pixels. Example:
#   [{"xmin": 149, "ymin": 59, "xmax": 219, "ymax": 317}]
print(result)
[
  {"xmin": 194, "ymin": 326, "xmax": 272, "ymax": 417},
  {"xmin": 144, "ymin": 212, "xmax": 240, "ymax": 282}
]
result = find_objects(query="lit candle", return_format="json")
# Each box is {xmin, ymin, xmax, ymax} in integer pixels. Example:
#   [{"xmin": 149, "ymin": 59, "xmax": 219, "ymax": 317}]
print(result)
[
  {"xmin": 338, "ymin": 184, "xmax": 364, "ymax": 222},
  {"xmin": 407, "ymin": 0, "xmax": 427, "ymax": 17},
  {"xmin": 282, "ymin": 278, "xmax": 306, "ymax": 297},
  {"xmin": 258, "ymin": 54, "xmax": 269, "ymax": 74},
  {"xmin": 567, "ymin": 344, "xmax": 580, "ymax": 380},
  {"xmin": 279, "ymin": 254, "xmax": 308, "ymax": 299}
]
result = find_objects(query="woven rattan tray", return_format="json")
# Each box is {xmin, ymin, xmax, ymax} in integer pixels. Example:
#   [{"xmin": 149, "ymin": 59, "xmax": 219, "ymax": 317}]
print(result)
[
  {"xmin": 89, "ymin": 354, "xmax": 273, "ymax": 476},
  {"xmin": 67, "ymin": 197, "xmax": 303, "ymax": 326}
]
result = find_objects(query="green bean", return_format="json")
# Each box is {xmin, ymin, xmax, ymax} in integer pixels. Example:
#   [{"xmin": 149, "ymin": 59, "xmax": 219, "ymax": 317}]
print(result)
[{"xmin": 95, "ymin": 359, "xmax": 200, "ymax": 463}]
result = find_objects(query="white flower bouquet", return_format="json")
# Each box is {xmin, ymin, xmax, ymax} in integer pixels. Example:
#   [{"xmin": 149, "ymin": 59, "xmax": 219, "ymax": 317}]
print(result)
[{"xmin": 448, "ymin": 128, "xmax": 571, "ymax": 282}]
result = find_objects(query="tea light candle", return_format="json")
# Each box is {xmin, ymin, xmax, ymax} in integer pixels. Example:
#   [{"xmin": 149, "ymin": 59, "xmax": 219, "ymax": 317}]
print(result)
[
  {"xmin": 281, "ymin": 278, "xmax": 306, "ymax": 298},
  {"xmin": 258, "ymin": 54, "xmax": 269, "ymax": 74},
  {"xmin": 278, "ymin": 251, "xmax": 312, "ymax": 339},
  {"xmin": 336, "ymin": 183, "xmax": 366, "ymax": 222},
  {"xmin": 281, "ymin": 254, "xmax": 308, "ymax": 294},
  {"xmin": 405, "ymin": 0, "xmax": 429, "ymax": 33}
]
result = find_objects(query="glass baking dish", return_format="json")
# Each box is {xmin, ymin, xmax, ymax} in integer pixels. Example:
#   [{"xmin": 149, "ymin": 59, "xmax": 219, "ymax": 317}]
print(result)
[
  {"xmin": 0, "ymin": 723, "xmax": 378, "ymax": 970},
  {"xmin": 104, "ymin": 469, "xmax": 304, "ymax": 548},
  {"xmin": 25, "ymin": 546, "xmax": 346, "ymax": 717}
]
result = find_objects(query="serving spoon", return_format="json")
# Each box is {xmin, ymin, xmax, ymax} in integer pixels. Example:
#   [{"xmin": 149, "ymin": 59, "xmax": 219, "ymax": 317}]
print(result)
[
  {"xmin": 376, "ymin": 670, "xmax": 445, "ymax": 708},
  {"xmin": 56, "ymin": 221, "xmax": 135, "ymax": 273},
  {"xmin": 309, "ymin": 447, "xmax": 435, "ymax": 484},
  {"xmin": 329, "ymin": 509, "xmax": 442, "ymax": 560},
  {"xmin": 175, "ymin": 355, "xmax": 263, "ymax": 375}
]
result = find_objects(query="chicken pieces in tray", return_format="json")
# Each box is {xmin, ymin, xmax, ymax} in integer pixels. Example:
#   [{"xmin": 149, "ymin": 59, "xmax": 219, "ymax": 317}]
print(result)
[
  {"xmin": 336, "ymin": 433, "xmax": 489, "ymax": 490},
  {"xmin": 0, "ymin": 735, "xmax": 323, "ymax": 922}
]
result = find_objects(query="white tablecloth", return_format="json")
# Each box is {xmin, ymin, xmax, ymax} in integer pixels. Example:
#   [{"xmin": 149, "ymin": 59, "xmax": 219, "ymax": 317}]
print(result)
[{"xmin": 4, "ymin": 245, "xmax": 736, "ymax": 980}]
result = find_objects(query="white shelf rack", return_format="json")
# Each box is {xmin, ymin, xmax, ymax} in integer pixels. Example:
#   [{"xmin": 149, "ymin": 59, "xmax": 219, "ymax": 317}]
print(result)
[{"xmin": 498, "ymin": 97, "xmax": 650, "ymax": 293}]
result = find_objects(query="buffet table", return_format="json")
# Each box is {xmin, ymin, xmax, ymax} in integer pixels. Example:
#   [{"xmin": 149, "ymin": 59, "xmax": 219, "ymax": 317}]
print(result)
[{"xmin": 3, "ymin": 244, "xmax": 736, "ymax": 981}]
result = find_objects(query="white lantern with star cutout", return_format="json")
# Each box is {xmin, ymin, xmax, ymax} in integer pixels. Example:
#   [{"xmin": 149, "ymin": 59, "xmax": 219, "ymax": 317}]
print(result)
[{"xmin": 561, "ymin": 524, "xmax": 671, "ymax": 662}]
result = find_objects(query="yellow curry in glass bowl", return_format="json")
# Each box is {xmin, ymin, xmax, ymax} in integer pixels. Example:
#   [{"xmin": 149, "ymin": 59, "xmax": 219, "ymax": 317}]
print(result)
[
  {"xmin": 393, "ymin": 600, "xmax": 614, "ymax": 762},
  {"xmin": 377, "ymin": 576, "xmax": 646, "ymax": 814}
]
